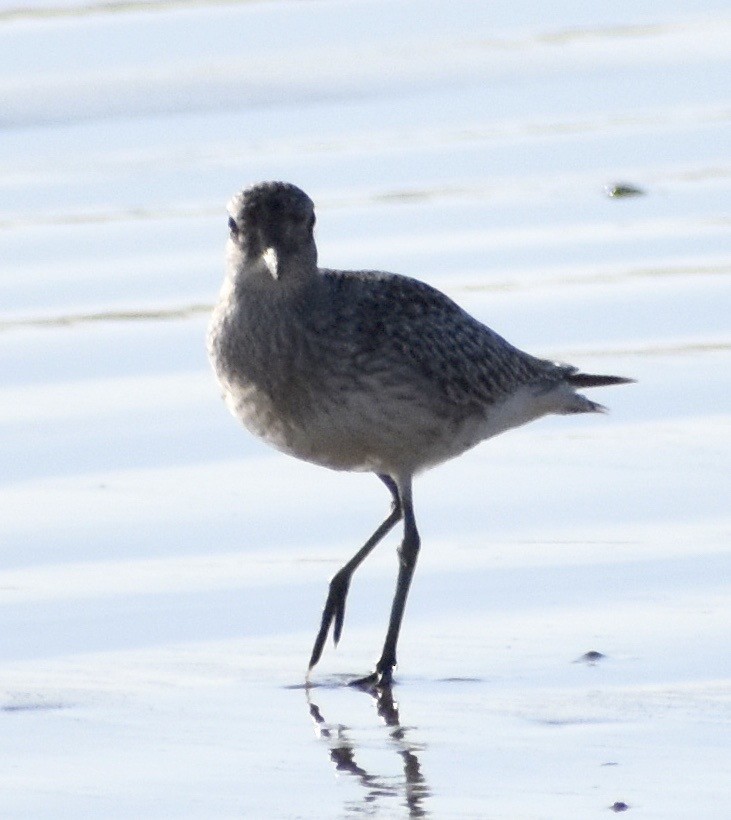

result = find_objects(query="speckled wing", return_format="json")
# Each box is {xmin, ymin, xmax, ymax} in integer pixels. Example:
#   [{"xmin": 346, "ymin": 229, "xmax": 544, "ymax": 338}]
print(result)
[{"xmin": 319, "ymin": 269, "xmax": 560, "ymax": 409}]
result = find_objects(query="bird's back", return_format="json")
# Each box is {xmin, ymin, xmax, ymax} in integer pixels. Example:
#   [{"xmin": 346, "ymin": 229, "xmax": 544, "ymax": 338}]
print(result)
[{"xmin": 316, "ymin": 268, "xmax": 560, "ymax": 406}]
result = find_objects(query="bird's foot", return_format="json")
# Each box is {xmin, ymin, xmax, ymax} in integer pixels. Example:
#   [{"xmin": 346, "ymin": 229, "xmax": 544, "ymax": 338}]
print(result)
[
  {"xmin": 348, "ymin": 663, "xmax": 395, "ymax": 690},
  {"xmin": 308, "ymin": 571, "xmax": 351, "ymax": 670}
]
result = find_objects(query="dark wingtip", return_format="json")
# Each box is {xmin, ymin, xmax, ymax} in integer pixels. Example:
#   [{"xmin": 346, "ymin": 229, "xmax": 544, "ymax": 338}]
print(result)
[{"xmin": 567, "ymin": 373, "xmax": 636, "ymax": 388}]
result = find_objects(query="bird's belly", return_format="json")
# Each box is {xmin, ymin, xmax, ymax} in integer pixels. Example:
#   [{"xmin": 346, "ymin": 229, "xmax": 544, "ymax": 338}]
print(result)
[
  {"xmin": 219, "ymin": 376, "xmax": 371, "ymax": 470},
  {"xmin": 219, "ymin": 370, "xmax": 554, "ymax": 477},
  {"xmin": 219, "ymin": 373, "xmax": 437, "ymax": 474}
]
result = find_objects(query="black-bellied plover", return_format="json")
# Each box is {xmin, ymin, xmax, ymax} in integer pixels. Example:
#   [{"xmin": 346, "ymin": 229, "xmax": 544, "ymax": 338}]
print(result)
[{"xmin": 208, "ymin": 181, "xmax": 633, "ymax": 687}]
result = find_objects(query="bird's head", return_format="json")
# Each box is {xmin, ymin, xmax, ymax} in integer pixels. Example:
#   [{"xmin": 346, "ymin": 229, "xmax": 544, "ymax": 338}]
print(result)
[{"xmin": 227, "ymin": 181, "xmax": 317, "ymax": 280}]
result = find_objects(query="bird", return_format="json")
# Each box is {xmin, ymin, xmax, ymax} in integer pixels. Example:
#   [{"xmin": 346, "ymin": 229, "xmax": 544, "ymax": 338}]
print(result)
[{"xmin": 207, "ymin": 180, "xmax": 633, "ymax": 687}]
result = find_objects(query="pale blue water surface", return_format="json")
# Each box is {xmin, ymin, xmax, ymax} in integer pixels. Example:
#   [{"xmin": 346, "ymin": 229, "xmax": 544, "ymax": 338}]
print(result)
[{"xmin": 1, "ymin": 1, "xmax": 729, "ymax": 817}]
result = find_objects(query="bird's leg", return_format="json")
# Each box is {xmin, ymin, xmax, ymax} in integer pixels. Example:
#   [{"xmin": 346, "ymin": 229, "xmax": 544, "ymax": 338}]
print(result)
[
  {"xmin": 308, "ymin": 475, "xmax": 401, "ymax": 672},
  {"xmin": 351, "ymin": 476, "xmax": 420, "ymax": 689}
]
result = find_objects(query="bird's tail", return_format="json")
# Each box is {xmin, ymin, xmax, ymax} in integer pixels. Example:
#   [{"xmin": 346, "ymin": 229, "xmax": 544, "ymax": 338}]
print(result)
[{"xmin": 559, "ymin": 370, "xmax": 634, "ymax": 414}]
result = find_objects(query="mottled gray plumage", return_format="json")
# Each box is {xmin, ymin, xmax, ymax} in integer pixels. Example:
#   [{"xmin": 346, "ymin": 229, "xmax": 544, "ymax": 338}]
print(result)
[{"xmin": 208, "ymin": 181, "xmax": 633, "ymax": 687}]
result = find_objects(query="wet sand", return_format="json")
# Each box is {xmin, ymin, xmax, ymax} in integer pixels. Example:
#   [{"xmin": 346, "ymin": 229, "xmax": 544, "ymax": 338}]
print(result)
[{"xmin": 1, "ymin": 0, "xmax": 729, "ymax": 816}]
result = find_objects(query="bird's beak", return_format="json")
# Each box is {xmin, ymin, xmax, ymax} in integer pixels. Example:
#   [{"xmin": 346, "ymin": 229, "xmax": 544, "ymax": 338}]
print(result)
[{"xmin": 262, "ymin": 247, "xmax": 279, "ymax": 279}]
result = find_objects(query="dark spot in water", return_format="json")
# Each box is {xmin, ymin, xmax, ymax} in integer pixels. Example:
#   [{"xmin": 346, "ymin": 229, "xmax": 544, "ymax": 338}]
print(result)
[
  {"xmin": 610, "ymin": 801, "xmax": 630, "ymax": 812},
  {"xmin": 604, "ymin": 183, "xmax": 645, "ymax": 198},
  {"xmin": 437, "ymin": 677, "xmax": 483, "ymax": 684},
  {"xmin": 601, "ymin": 761, "xmax": 619, "ymax": 767},
  {"xmin": 575, "ymin": 650, "xmax": 606, "ymax": 664},
  {"xmin": 2, "ymin": 702, "xmax": 67, "ymax": 713},
  {"xmin": 538, "ymin": 717, "xmax": 619, "ymax": 727}
]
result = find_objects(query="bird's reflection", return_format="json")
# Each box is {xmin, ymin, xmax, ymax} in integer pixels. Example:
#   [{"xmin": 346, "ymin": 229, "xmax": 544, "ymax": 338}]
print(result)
[{"xmin": 307, "ymin": 685, "xmax": 430, "ymax": 817}]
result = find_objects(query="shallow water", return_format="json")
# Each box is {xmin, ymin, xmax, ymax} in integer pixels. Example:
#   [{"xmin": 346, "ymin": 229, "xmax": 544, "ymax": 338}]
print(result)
[{"xmin": 1, "ymin": 0, "xmax": 730, "ymax": 817}]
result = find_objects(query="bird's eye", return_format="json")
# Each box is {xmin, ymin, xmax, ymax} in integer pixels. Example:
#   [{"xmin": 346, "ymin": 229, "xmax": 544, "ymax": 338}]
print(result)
[{"xmin": 228, "ymin": 216, "xmax": 238, "ymax": 235}]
